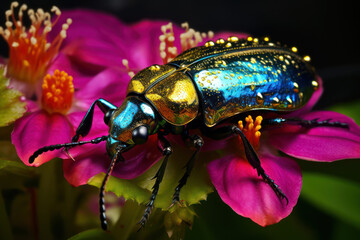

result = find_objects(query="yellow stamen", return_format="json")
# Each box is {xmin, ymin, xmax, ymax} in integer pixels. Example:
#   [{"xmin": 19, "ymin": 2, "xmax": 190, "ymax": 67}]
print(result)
[
  {"xmin": 159, "ymin": 22, "xmax": 213, "ymax": 64},
  {"xmin": 121, "ymin": 59, "xmax": 135, "ymax": 78},
  {"xmin": 42, "ymin": 69, "xmax": 74, "ymax": 114},
  {"xmin": 238, "ymin": 115, "xmax": 263, "ymax": 149},
  {"xmin": 0, "ymin": 2, "xmax": 71, "ymax": 85}
]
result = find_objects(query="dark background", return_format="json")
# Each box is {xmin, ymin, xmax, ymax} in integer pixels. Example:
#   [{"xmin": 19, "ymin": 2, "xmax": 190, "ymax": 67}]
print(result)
[{"xmin": 1, "ymin": 0, "xmax": 360, "ymax": 109}]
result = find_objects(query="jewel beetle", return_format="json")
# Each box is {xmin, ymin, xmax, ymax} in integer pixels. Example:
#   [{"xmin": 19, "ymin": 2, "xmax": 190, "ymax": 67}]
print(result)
[{"xmin": 29, "ymin": 36, "xmax": 348, "ymax": 230}]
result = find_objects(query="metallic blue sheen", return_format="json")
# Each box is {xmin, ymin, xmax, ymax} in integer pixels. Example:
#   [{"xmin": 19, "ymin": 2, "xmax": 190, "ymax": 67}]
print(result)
[{"xmin": 187, "ymin": 49, "xmax": 316, "ymax": 126}]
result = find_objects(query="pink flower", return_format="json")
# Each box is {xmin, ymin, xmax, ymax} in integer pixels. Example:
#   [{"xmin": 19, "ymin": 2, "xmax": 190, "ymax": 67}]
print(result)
[
  {"xmin": 6, "ymin": 5, "xmax": 359, "ymax": 229},
  {"xmin": 7, "ymin": 7, "xmax": 164, "ymax": 180}
]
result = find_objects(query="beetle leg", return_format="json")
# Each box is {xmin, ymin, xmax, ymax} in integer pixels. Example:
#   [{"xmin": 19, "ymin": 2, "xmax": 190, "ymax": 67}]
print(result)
[
  {"xmin": 172, "ymin": 134, "xmax": 204, "ymax": 205},
  {"xmin": 202, "ymin": 125, "xmax": 288, "ymax": 204},
  {"xmin": 263, "ymin": 118, "xmax": 349, "ymax": 129},
  {"xmin": 99, "ymin": 146, "xmax": 123, "ymax": 231},
  {"xmin": 71, "ymin": 99, "xmax": 117, "ymax": 143},
  {"xmin": 138, "ymin": 134, "xmax": 172, "ymax": 229},
  {"xmin": 232, "ymin": 126, "xmax": 289, "ymax": 204}
]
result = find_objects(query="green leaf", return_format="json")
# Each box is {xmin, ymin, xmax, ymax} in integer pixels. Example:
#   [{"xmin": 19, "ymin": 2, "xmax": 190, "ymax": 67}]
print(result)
[
  {"xmin": 0, "ymin": 141, "xmax": 37, "ymax": 189},
  {"xmin": 0, "ymin": 159, "xmax": 35, "ymax": 177},
  {"xmin": 68, "ymin": 229, "xmax": 114, "ymax": 240},
  {"xmin": 0, "ymin": 66, "xmax": 27, "ymax": 127},
  {"xmin": 0, "ymin": 141, "xmax": 20, "ymax": 161},
  {"xmin": 301, "ymin": 172, "xmax": 360, "ymax": 229},
  {"xmin": 88, "ymin": 144, "xmax": 214, "ymax": 210},
  {"xmin": 328, "ymin": 100, "xmax": 360, "ymax": 124}
]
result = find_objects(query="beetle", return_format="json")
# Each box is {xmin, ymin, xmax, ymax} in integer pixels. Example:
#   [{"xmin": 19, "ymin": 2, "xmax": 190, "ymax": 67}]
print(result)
[{"xmin": 29, "ymin": 36, "xmax": 348, "ymax": 230}]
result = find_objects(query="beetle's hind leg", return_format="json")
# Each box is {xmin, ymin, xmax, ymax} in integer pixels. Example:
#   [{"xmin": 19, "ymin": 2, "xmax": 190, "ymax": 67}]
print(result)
[
  {"xmin": 263, "ymin": 118, "xmax": 349, "ymax": 129},
  {"xmin": 138, "ymin": 134, "xmax": 172, "ymax": 229},
  {"xmin": 202, "ymin": 125, "xmax": 288, "ymax": 204},
  {"xmin": 232, "ymin": 126, "xmax": 288, "ymax": 203},
  {"xmin": 172, "ymin": 133, "xmax": 204, "ymax": 205}
]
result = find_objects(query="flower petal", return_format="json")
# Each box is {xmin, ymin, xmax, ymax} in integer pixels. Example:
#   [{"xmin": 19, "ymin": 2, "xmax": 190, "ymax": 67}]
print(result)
[
  {"xmin": 75, "ymin": 68, "xmax": 129, "ymax": 107},
  {"xmin": 269, "ymin": 110, "xmax": 360, "ymax": 161},
  {"xmin": 63, "ymin": 135, "xmax": 162, "ymax": 186},
  {"xmin": 12, "ymin": 111, "xmax": 73, "ymax": 166},
  {"xmin": 49, "ymin": 53, "xmax": 97, "ymax": 88},
  {"xmin": 207, "ymin": 150, "xmax": 302, "ymax": 226}
]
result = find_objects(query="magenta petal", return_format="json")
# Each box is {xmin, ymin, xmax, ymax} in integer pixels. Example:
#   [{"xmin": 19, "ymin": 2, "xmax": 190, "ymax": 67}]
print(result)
[
  {"xmin": 49, "ymin": 53, "xmax": 96, "ymax": 87},
  {"xmin": 50, "ymin": 10, "xmax": 132, "ymax": 51},
  {"xmin": 269, "ymin": 111, "xmax": 360, "ymax": 161},
  {"xmin": 207, "ymin": 151, "xmax": 302, "ymax": 226},
  {"xmin": 75, "ymin": 68, "xmax": 129, "ymax": 106},
  {"xmin": 63, "ymin": 142, "xmax": 108, "ymax": 186},
  {"xmin": 63, "ymin": 135, "xmax": 162, "ymax": 186},
  {"xmin": 12, "ymin": 111, "xmax": 73, "ymax": 166}
]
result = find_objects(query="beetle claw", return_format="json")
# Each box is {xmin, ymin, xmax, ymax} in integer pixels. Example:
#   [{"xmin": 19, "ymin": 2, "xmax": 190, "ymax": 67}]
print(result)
[{"xmin": 63, "ymin": 147, "xmax": 75, "ymax": 161}]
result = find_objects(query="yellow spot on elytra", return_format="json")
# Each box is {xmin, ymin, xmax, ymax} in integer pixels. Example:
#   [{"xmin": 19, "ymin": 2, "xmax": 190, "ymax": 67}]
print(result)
[
  {"xmin": 205, "ymin": 40, "xmax": 215, "ymax": 47},
  {"xmin": 216, "ymin": 38, "xmax": 225, "ymax": 44},
  {"xmin": 303, "ymin": 56, "xmax": 311, "ymax": 62},
  {"xmin": 312, "ymin": 80, "xmax": 319, "ymax": 90},
  {"xmin": 228, "ymin": 36, "xmax": 239, "ymax": 42}
]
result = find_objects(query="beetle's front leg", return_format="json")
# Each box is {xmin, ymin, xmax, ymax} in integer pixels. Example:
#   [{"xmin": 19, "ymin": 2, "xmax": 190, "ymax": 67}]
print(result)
[
  {"xmin": 71, "ymin": 99, "xmax": 117, "ymax": 142},
  {"xmin": 172, "ymin": 131, "xmax": 204, "ymax": 205},
  {"xmin": 138, "ymin": 133, "xmax": 172, "ymax": 229}
]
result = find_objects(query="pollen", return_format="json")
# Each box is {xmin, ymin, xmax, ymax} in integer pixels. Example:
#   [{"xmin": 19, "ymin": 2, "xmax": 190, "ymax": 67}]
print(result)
[
  {"xmin": 159, "ymin": 22, "xmax": 213, "ymax": 64},
  {"xmin": 42, "ymin": 69, "xmax": 74, "ymax": 114},
  {"xmin": 0, "ymin": 2, "xmax": 72, "ymax": 85},
  {"xmin": 238, "ymin": 115, "xmax": 263, "ymax": 148}
]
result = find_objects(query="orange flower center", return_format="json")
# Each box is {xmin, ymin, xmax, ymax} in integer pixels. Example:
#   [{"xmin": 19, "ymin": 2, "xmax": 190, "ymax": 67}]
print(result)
[
  {"xmin": 41, "ymin": 69, "xmax": 74, "ymax": 114},
  {"xmin": 0, "ymin": 2, "xmax": 72, "ymax": 85},
  {"xmin": 238, "ymin": 115, "xmax": 263, "ymax": 149}
]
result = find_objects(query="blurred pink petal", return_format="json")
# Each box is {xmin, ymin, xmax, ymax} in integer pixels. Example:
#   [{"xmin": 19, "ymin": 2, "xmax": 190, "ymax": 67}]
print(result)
[
  {"xmin": 207, "ymin": 148, "xmax": 302, "ymax": 226},
  {"xmin": 63, "ymin": 135, "xmax": 162, "ymax": 186},
  {"xmin": 75, "ymin": 68, "xmax": 129, "ymax": 106},
  {"xmin": 12, "ymin": 111, "xmax": 73, "ymax": 166}
]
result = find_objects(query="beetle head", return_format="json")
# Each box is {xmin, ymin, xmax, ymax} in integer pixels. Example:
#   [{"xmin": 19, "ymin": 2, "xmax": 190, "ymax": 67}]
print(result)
[{"xmin": 105, "ymin": 96, "xmax": 157, "ymax": 156}]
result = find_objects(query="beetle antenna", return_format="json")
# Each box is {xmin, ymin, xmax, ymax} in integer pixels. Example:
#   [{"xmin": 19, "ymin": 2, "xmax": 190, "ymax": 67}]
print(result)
[
  {"xmin": 99, "ymin": 146, "xmax": 122, "ymax": 231},
  {"xmin": 28, "ymin": 135, "xmax": 109, "ymax": 164}
]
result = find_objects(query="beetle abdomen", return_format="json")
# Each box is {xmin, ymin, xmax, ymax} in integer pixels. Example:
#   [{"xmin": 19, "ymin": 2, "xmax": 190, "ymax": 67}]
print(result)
[{"xmin": 170, "ymin": 38, "xmax": 318, "ymax": 127}]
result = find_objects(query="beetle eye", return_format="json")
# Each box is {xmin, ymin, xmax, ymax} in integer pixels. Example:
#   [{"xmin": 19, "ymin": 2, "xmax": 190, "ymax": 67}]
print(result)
[
  {"xmin": 132, "ymin": 125, "xmax": 148, "ymax": 145},
  {"xmin": 104, "ymin": 109, "xmax": 115, "ymax": 125}
]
